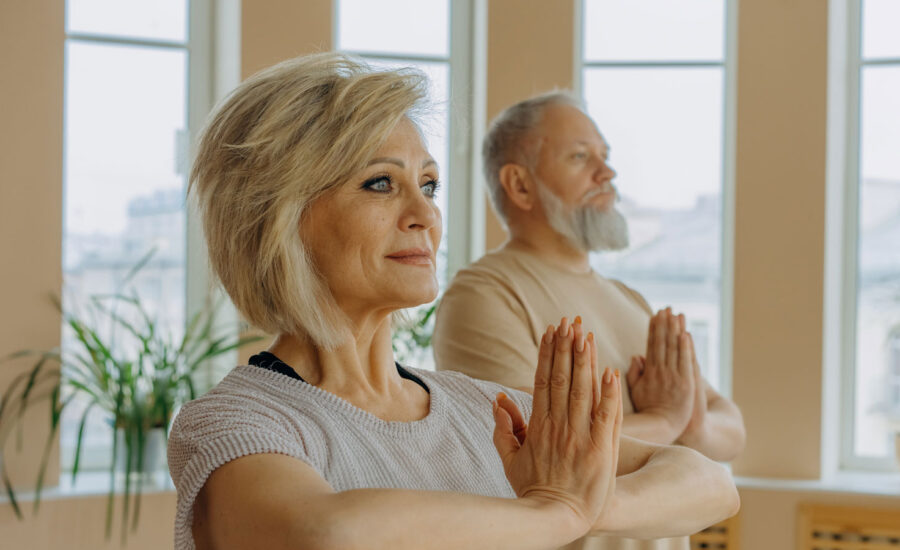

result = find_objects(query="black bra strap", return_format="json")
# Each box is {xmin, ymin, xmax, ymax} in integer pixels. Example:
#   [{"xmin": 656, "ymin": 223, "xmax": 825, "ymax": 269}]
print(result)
[{"xmin": 248, "ymin": 351, "xmax": 430, "ymax": 394}]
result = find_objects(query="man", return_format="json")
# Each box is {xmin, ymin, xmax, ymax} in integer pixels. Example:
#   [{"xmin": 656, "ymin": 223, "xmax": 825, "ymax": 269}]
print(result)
[{"xmin": 433, "ymin": 92, "xmax": 745, "ymax": 550}]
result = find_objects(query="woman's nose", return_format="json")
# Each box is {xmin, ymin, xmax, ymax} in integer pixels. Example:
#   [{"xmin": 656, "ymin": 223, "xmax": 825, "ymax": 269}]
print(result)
[{"xmin": 400, "ymin": 190, "xmax": 438, "ymax": 231}]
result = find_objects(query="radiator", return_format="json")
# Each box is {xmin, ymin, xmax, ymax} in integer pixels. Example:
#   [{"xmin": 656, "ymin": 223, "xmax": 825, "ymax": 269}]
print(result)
[
  {"xmin": 690, "ymin": 516, "xmax": 739, "ymax": 549},
  {"xmin": 798, "ymin": 503, "xmax": 900, "ymax": 550}
]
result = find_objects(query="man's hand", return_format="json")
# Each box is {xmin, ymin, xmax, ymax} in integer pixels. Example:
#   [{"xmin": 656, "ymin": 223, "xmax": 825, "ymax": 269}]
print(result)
[
  {"xmin": 677, "ymin": 332, "xmax": 710, "ymax": 448},
  {"xmin": 625, "ymin": 308, "xmax": 694, "ymax": 438}
]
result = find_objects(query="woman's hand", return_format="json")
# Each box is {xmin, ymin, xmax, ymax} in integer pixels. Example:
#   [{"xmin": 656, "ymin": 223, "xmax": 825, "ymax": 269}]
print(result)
[{"xmin": 491, "ymin": 317, "xmax": 623, "ymax": 538}]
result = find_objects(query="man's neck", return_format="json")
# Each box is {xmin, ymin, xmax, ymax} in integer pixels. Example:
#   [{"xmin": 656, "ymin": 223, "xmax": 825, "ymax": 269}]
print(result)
[{"xmin": 506, "ymin": 227, "xmax": 592, "ymax": 274}]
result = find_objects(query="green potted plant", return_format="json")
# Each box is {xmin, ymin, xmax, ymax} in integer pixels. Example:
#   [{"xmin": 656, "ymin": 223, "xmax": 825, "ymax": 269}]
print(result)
[
  {"xmin": 392, "ymin": 301, "xmax": 438, "ymax": 367},
  {"xmin": 0, "ymin": 254, "xmax": 262, "ymax": 543}
]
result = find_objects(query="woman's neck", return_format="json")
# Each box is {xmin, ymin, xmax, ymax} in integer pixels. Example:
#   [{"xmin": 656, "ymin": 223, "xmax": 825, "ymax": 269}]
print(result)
[{"xmin": 267, "ymin": 314, "xmax": 405, "ymax": 400}]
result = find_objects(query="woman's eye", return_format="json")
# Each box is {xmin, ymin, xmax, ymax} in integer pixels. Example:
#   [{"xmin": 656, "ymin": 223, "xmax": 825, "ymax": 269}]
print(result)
[
  {"xmin": 363, "ymin": 175, "xmax": 392, "ymax": 192},
  {"xmin": 422, "ymin": 179, "xmax": 441, "ymax": 198}
]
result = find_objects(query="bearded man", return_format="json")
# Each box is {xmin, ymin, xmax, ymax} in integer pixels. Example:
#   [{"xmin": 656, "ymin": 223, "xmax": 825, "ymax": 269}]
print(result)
[{"xmin": 433, "ymin": 92, "xmax": 745, "ymax": 550}]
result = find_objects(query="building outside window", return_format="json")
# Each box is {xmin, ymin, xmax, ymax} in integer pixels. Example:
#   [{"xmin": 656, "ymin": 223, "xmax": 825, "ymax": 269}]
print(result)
[
  {"xmin": 579, "ymin": 0, "xmax": 732, "ymax": 391},
  {"xmin": 59, "ymin": 0, "xmax": 201, "ymax": 474}
]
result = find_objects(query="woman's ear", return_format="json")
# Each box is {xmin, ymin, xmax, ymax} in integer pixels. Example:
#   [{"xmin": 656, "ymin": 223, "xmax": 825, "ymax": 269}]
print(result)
[{"xmin": 498, "ymin": 163, "xmax": 536, "ymax": 212}]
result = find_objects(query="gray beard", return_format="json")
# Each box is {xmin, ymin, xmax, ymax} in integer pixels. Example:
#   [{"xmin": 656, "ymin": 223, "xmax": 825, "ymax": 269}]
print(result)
[{"xmin": 534, "ymin": 179, "xmax": 630, "ymax": 253}]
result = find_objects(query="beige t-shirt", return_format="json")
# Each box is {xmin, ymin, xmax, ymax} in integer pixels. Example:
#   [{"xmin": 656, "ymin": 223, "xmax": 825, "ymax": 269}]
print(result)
[{"xmin": 433, "ymin": 244, "xmax": 689, "ymax": 550}]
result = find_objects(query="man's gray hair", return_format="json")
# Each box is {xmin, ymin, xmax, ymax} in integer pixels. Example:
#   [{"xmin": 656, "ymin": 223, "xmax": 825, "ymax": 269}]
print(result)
[{"xmin": 482, "ymin": 91, "xmax": 584, "ymax": 226}]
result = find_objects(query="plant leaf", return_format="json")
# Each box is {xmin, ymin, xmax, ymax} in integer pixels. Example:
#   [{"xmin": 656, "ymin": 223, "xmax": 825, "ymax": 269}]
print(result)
[{"xmin": 70, "ymin": 398, "xmax": 99, "ymax": 481}]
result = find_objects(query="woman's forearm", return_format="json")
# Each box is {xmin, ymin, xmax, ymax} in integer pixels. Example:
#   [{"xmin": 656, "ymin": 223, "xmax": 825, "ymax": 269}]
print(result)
[
  {"xmin": 295, "ymin": 489, "xmax": 587, "ymax": 550},
  {"xmin": 591, "ymin": 445, "xmax": 740, "ymax": 539}
]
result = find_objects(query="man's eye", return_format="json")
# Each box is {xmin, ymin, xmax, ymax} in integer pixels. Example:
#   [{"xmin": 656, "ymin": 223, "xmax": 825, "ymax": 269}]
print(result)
[
  {"xmin": 363, "ymin": 175, "xmax": 392, "ymax": 192},
  {"xmin": 422, "ymin": 179, "xmax": 441, "ymax": 198},
  {"xmin": 573, "ymin": 152, "xmax": 587, "ymax": 160}
]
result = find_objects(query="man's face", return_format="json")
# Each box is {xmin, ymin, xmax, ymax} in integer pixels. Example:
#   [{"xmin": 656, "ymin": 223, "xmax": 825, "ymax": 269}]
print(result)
[{"xmin": 530, "ymin": 104, "xmax": 628, "ymax": 252}]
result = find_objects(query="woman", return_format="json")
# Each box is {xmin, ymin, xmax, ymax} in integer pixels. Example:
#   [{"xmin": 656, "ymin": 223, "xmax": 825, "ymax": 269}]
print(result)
[{"xmin": 168, "ymin": 53, "xmax": 739, "ymax": 550}]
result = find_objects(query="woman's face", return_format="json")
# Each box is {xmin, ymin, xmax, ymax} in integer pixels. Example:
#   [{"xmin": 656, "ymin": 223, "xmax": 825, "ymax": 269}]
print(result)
[{"xmin": 300, "ymin": 118, "xmax": 442, "ymax": 319}]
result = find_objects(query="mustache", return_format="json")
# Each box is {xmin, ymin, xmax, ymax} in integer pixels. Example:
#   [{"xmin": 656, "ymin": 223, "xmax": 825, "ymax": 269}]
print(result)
[{"xmin": 582, "ymin": 183, "xmax": 620, "ymax": 203}]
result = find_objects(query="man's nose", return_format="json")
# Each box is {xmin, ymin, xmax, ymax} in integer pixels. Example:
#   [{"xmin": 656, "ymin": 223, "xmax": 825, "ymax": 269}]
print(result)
[{"xmin": 596, "ymin": 161, "xmax": 616, "ymax": 182}]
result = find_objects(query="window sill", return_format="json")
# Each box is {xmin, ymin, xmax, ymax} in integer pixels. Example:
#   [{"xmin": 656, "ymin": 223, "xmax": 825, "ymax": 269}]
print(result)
[
  {"xmin": 735, "ymin": 471, "xmax": 900, "ymax": 497},
  {"xmin": 0, "ymin": 470, "xmax": 174, "ymax": 505}
]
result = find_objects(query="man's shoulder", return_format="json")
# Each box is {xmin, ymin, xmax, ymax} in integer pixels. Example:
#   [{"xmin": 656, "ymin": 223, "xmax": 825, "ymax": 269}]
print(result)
[
  {"xmin": 444, "ymin": 247, "xmax": 531, "ymax": 294},
  {"xmin": 456, "ymin": 246, "xmax": 530, "ymax": 276},
  {"xmin": 599, "ymin": 276, "xmax": 654, "ymax": 315}
]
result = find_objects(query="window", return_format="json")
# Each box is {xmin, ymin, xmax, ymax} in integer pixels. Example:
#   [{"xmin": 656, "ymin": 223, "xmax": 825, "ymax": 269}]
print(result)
[
  {"xmin": 889, "ymin": 332, "xmax": 900, "ymax": 409},
  {"xmin": 59, "ymin": 0, "xmax": 209, "ymax": 474},
  {"xmin": 579, "ymin": 0, "xmax": 733, "ymax": 390},
  {"xmin": 336, "ymin": 0, "xmax": 477, "ymax": 368},
  {"xmin": 842, "ymin": 0, "xmax": 900, "ymax": 471}
]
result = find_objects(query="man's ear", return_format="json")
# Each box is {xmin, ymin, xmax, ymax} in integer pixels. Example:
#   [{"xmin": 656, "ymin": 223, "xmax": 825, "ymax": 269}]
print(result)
[{"xmin": 498, "ymin": 163, "xmax": 536, "ymax": 212}]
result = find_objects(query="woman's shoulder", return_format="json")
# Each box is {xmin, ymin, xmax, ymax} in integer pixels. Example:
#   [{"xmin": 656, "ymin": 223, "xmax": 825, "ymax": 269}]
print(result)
[
  {"xmin": 167, "ymin": 366, "xmax": 320, "ymax": 489},
  {"xmin": 168, "ymin": 366, "xmax": 325, "ymax": 459}
]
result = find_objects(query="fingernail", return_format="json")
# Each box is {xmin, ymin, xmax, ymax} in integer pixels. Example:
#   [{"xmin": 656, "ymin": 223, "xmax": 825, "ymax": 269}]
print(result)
[
  {"xmin": 498, "ymin": 392, "xmax": 507, "ymax": 401},
  {"xmin": 614, "ymin": 369, "xmax": 620, "ymax": 379},
  {"xmin": 574, "ymin": 315, "xmax": 582, "ymax": 325},
  {"xmin": 588, "ymin": 332, "xmax": 594, "ymax": 343}
]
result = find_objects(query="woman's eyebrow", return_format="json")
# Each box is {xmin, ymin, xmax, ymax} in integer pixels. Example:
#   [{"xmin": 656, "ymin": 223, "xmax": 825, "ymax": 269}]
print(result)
[
  {"xmin": 367, "ymin": 157, "xmax": 405, "ymax": 168},
  {"xmin": 367, "ymin": 157, "xmax": 438, "ymax": 169}
]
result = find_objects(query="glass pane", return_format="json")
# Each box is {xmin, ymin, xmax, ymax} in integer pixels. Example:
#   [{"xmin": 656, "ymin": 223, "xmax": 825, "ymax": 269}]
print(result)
[
  {"xmin": 338, "ymin": 0, "xmax": 449, "ymax": 58},
  {"xmin": 67, "ymin": 0, "xmax": 188, "ymax": 43},
  {"xmin": 583, "ymin": 67, "xmax": 724, "ymax": 389},
  {"xmin": 583, "ymin": 0, "xmax": 725, "ymax": 62},
  {"xmin": 854, "ymin": 65, "xmax": 900, "ymax": 460},
  {"xmin": 862, "ymin": 0, "xmax": 900, "ymax": 60},
  {"xmin": 61, "ymin": 41, "xmax": 188, "ymax": 470}
]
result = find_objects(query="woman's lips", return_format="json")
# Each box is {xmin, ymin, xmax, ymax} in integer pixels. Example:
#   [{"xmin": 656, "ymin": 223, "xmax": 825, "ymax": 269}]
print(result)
[{"xmin": 386, "ymin": 249, "xmax": 434, "ymax": 266}]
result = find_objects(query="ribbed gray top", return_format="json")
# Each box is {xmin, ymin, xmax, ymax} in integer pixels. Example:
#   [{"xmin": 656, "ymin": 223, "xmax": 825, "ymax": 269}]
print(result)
[{"xmin": 167, "ymin": 365, "xmax": 532, "ymax": 550}]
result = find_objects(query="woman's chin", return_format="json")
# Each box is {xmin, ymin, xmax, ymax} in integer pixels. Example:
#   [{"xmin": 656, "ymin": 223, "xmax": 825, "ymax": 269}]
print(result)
[{"xmin": 393, "ymin": 287, "xmax": 439, "ymax": 310}]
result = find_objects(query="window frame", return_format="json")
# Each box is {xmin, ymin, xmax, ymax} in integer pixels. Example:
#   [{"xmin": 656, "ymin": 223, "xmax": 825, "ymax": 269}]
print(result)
[
  {"xmin": 574, "ymin": 0, "xmax": 738, "ymax": 399},
  {"xmin": 60, "ymin": 0, "xmax": 222, "ymax": 474},
  {"xmin": 835, "ymin": 0, "xmax": 900, "ymax": 473}
]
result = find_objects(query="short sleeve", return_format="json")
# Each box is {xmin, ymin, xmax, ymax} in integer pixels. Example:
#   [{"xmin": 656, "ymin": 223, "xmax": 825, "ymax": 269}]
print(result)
[
  {"xmin": 433, "ymin": 267, "xmax": 539, "ymax": 390},
  {"xmin": 167, "ymin": 394, "xmax": 316, "ymax": 550}
]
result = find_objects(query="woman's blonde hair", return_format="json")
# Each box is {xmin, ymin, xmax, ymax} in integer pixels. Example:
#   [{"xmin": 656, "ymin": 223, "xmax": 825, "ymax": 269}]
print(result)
[{"xmin": 190, "ymin": 52, "xmax": 429, "ymax": 349}]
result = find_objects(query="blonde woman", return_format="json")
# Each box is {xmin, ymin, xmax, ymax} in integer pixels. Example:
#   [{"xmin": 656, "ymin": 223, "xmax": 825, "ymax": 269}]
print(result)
[{"xmin": 167, "ymin": 53, "xmax": 739, "ymax": 550}]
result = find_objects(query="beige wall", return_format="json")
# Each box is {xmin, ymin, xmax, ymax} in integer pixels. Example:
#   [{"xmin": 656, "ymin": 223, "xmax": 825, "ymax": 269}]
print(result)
[
  {"xmin": 0, "ymin": 492, "xmax": 176, "ymax": 549},
  {"xmin": 1, "ymin": 1, "xmax": 898, "ymax": 549},
  {"xmin": 0, "ymin": 0, "xmax": 65, "ymax": 519},
  {"xmin": 731, "ymin": 0, "xmax": 829, "ymax": 480},
  {"xmin": 737, "ymin": 487, "xmax": 899, "ymax": 550},
  {"xmin": 484, "ymin": 0, "xmax": 577, "ymax": 250},
  {"xmin": 241, "ymin": 0, "xmax": 332, "ymax": 79},
  {"xmin": 0, "ymin": 2, "xmax": 332, "ymax": 548}
]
